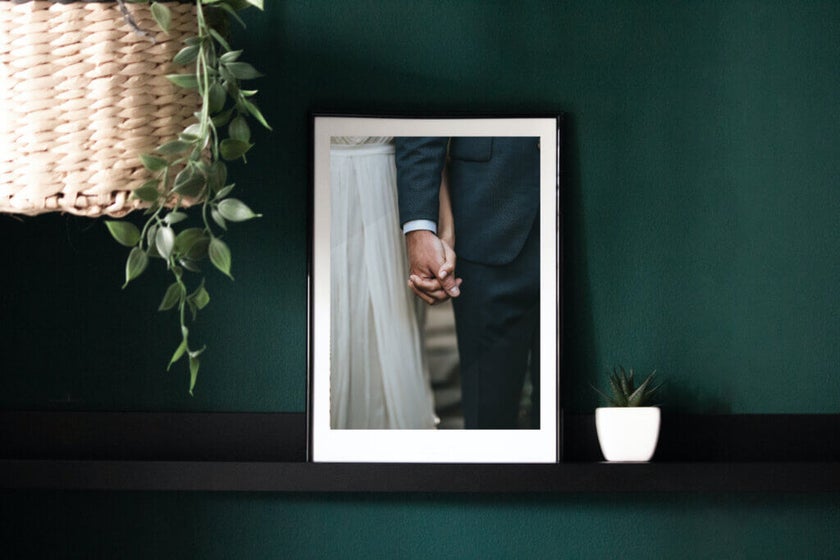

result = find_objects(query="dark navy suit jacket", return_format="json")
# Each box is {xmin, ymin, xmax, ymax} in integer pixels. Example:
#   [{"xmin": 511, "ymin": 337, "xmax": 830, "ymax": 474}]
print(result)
[{"xmin": 394, "ymin": 137, "xmax": 540, "ymax": 266}]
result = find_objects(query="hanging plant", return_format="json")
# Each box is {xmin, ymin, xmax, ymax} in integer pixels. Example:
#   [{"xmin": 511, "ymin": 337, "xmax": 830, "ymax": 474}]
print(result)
[{"xmin": 105, "ymin": 0, "xmax": 269, "ymax": 394}]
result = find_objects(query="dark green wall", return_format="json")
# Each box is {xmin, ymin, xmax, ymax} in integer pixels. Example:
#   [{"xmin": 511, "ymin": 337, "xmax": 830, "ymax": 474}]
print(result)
[
  {"xmin": 3, "ymin": 0, "xmax": 840, "ymax": 557},
  {"xmin": 3, "ymin": 492, "xmax": 840, "ymax": 559}
]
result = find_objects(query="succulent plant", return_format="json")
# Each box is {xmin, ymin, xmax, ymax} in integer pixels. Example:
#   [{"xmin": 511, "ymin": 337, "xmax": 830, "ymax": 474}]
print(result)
[{"xmin": 594, "ymin": 366, "xmax": 661, "ymax": 407}]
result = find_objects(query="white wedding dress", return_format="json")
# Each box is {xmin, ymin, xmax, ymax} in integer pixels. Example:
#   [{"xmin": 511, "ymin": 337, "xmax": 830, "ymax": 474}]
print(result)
[{"xmin": 330, "ymin": 136, "xmax": 437, "ymax": 429}]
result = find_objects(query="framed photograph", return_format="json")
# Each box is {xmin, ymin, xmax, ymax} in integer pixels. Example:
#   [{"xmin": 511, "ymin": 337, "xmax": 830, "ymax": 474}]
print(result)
[{"xmin": 309, "ymin": 114, "xmax": 561, "ymax": 463}]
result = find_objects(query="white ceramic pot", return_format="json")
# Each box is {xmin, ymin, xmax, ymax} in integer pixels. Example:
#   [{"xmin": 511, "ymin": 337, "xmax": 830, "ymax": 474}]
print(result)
[{"xmin": 595, "ymin": 406, "xmax": 661, "ymax": 462}]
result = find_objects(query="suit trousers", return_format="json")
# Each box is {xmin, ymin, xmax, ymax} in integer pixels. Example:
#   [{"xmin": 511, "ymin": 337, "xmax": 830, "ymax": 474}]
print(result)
[{"xmin": 451, "ymin": 218, "xmax": 541, "ymax": 429}]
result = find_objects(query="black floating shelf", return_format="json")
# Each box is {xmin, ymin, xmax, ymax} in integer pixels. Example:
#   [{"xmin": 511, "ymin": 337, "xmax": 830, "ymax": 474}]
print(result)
[
  {"xmin": 2, "ymin": 460, "xmax": 840, "ymax": 493},
  {"xmin": 1, "ymin": 411, "xmax": 839, "ymax": 493}
]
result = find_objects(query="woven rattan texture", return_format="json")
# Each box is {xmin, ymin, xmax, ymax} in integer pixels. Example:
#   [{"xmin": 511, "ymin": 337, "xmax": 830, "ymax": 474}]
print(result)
[{"xmin": 0, "ymin": 1, "xmax": 198, "ymax": 216}]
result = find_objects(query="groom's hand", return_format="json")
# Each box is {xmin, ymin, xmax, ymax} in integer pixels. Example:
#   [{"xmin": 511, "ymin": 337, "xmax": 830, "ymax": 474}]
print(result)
[{"xmin": 405, "ymin": 230, "xmax": 461, "ymax": 305}]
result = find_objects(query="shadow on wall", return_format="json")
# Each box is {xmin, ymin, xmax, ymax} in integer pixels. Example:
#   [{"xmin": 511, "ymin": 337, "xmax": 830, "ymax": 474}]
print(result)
[
  {"xmin": 560, "ymin": 114, "xmax": 601, "ymax": 413},
  {"xmin": 661, "ymin": 380, "xmax": 733, "ymax": 415}
]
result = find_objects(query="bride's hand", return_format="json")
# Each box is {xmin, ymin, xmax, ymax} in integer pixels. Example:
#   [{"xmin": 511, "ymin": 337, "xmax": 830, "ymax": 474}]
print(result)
[
  {"xmin": 437, "ymin": 238, "xmax": 460, "ymax": 296},
  {"xmin": 405, "ymin": 232, "xmax": 461, "ymax": 305}
]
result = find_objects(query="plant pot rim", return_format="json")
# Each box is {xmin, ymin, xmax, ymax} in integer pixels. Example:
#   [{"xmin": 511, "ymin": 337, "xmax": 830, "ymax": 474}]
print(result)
[{"xmin": 596, "ymin": 406, "xmax": 660, "ymax": 411}]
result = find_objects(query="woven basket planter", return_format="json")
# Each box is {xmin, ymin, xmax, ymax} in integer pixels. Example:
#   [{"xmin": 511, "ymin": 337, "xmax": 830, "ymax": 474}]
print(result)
[{"xmin": 0, "ymin": 0, "xmax": 199, "ymax": 217}]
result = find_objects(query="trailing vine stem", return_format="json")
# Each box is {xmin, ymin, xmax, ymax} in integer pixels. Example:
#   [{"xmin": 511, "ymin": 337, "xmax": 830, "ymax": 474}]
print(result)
[
  {"xmin": 116, "ymin": 0, "xmax": 156, "ymax": 42},
  {"xmin": 106, "ymin": 0, "xmax": 268, "ymax": 394}
]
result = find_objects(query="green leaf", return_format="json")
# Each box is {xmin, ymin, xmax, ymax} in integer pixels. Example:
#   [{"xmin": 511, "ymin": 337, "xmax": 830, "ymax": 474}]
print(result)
[
  {"xmin": 174, "ymin": 227, "xmax": 207, "ymax": 253},
  {"xmin": 217, "ymin": 198, "xmax": 261, "ymax": 222},
  {"xmin": 155, "ymin": 226, "xmax": 175, "ymax": 261},
  {"xmin": 194, "ymin": 160, "xmax": 212, "ymax": 177},
  {"xmin": 131, "ymin": 181, "xmax": 160, "ymax": 203},
  {"xmin": 627, "ymin": 370, "xmax": 658, "ymax": 407},
  {"xmin": 228, "ymin": 116, "xmax": 250, "ymax": 143},
  {"xmin": 167, "ymin": 74, "xmax": 200, "ymax": 89},
  {"xmin": 173, "ymin": 44, "xmax": 199, "ymax": 66},
  {"xmin": 123, "ymin": 247, "xmax": 148, "ymax": 288},
  {"xmin": 158, "ymin": 282, "xmax": 184, "ymax": 311},
  {"xmin": 218, "ymin": 0, "xmax": 263, "ymax": 10},
  {"xmin": 188, "ymin": 355, "xmax": 200, "ymax": 395},
  {"xmin": 608, "ymin": 375, "xmax": 627, "ymax": 406},
  {"xmin": 224, "ymin": 79, "xmax": 241, "ymax": 97},
  {"xmin": 209, "ymin": 82, "xmax": 227, "ymax": 114},
  {"xmin": 150, "ymin": 2, "xmax": 172, "ymax": 33},
  {"xmin": 219, "ymin": 50, "xmax": 242, "ymax": 64},
  {"xmin": 105, "ymin": 221, "xmax": 141, "ymax": 247},
  {"xmin": 211, "ymin": 108, "xmax": 234, "ymax": 128},
  {"xmin": 157, "ymin": 140, "xmax": 192, "ymax": 155},
  {"xmin": 174, "ymin": 180, "xmax": 206, "ymax": 199},
  {"xmin": 239, "ymin": 98, "xmax": 271, "ymax": 130},
  {"xmin": 215, "ymin": 184, "xmax": 235, "ymax": 199},
  {"xmin": 224, "ymin": 61, "xmax": 263, "ymax": 80},
  {"xmin": 213, "ymin": 2, "xmax": 246, "ymax": 28},
  {"xmin": 189, "ymin": 282, "xmax": 211, "ymax": 311},
  {"xmin": 139, "ymin": 154, "xmax": 168, "ymax": 172},
  {"xmin": 180, "ymin": 123, "xmax": 203, "ymax": 140},
  {"xmin": 179, "ymin": 258, "xmax": 201, "ymax": 273},
  {"xmin": 186, "ymin": 236, "xmax": 211, "ymax": 260},
  {"xmin": 592, "ymin": 384, "xmax": 621, "ymax": 408},
  {"xmin": 167, "ymin": 339, "xmax": 187, "ymax": 370},
  {"xmin": 165, "ymin": 211, "xmax": 188, "ymax": 225},
  {"xmin": 173, "ymin": 166, "xmax": 195, "ymax": 189},
  {"xmin": 207, "ymin": 161, "xmax": 228, "ymax": 193},
  {"xmin": 208, "ymin": 28, "xmax": 232, "ymax": 52},
  {"xmin": 219, "ymin": 65, "xmax": 236, "ymax": 84},
  {"xmin": 209, "ymin": 0, "xmax": 252, "ymax": 9},
  {"xmin": 220, "ymin": 138, "xmax": 253, "ymax": 161},
  {"xmin": 146, "ymin": 224, "xmax": 159, "ymax": 255},
  {"xmin": 211, "ymin": 207, "xmax": 227, "ymax": 230},
  {"xmin": 618, "ymin": 367, "xmax": 631, "ymax": 396},
  {"xmin": 173, "ymin": 168, "xmax": 206, "ymax": 198},
  {"xmin": 599, "ymin": 367, "xmax": 660, "ymax": 407},
  {"xmin": 208, "ymin": 237, "xmax": 233, "ymax": 279},
  {"xmin": 187, "ymin": 281, "xmax": 210, "ymax": 320}
]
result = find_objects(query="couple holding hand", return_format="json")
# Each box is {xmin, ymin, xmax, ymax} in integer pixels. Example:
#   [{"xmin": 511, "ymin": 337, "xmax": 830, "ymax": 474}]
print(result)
[
  {"xmin": 396, "ymin": 136, "xmax": 541, "ymax": 430},
  {"xmin": 330, "ymin": 135, "xmax": 540, "ymax": 430}
]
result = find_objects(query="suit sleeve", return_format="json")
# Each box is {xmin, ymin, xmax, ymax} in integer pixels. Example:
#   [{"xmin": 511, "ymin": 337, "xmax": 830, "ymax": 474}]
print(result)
[{"xmin": 394, "ymin": 137, "xmax": 448, "ymax": 227}]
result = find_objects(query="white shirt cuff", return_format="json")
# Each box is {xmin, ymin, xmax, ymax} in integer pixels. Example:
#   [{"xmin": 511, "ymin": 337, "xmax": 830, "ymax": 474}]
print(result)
[{"xmin": 402, "ymin": 219, "xmax": 437, "ymax": 235}]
